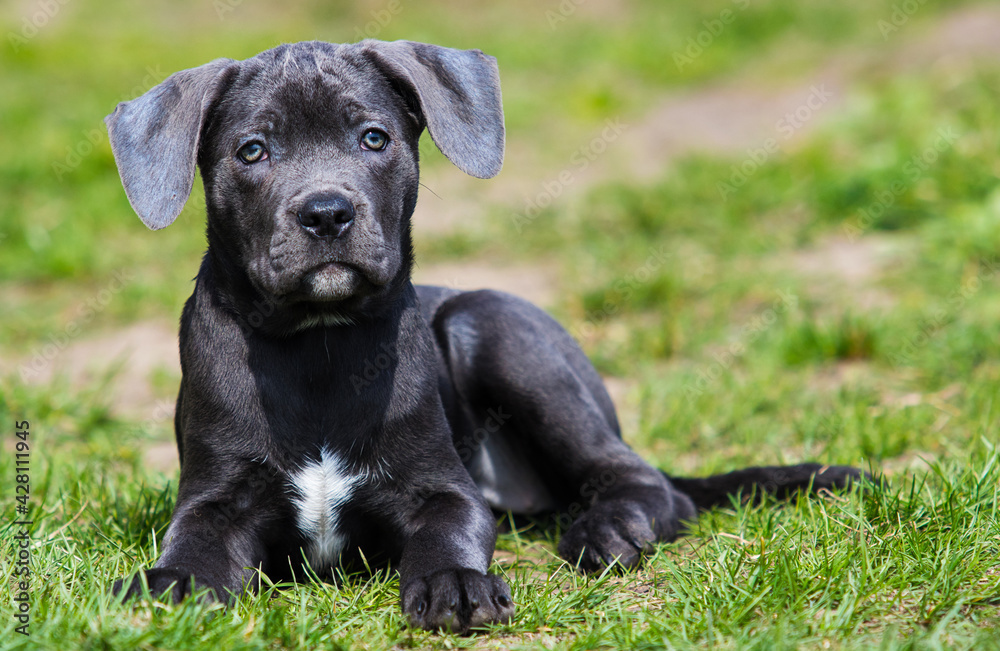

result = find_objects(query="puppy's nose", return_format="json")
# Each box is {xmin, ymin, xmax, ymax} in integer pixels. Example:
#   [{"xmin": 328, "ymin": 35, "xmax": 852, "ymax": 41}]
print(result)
[{"xmin": 297, "ymin": 193, "xmax": 355, "ymax": 240}]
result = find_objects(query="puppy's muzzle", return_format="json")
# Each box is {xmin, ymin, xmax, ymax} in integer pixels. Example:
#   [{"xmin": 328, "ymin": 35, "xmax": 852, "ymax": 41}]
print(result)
[{"xmin": 297, "ymin": 192, "xmax": 355, "ymax": 240}]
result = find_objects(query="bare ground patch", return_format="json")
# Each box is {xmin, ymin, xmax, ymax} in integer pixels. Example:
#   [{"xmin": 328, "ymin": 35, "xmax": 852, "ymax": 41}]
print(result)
[
  {"xmin": 785, "ymin": 234, "xmax": 909, "ymax": 311},
  {"xmin": 582, "ymin": 4, "xmax": 1000, "ymax": 189},
  {"xmin": 4, "ymin": 319, "xmax": 180, "ymax": 421}
]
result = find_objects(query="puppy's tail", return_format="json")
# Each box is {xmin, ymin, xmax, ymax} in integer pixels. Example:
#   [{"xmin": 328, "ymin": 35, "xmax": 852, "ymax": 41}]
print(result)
[{"xmin": 666, "ymin": 463, "xmax": 871, "ymax": 511}]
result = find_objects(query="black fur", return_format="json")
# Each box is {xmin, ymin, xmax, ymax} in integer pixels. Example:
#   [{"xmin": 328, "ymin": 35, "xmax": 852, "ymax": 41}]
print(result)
[{"xmin": 106, "ymin": 40, "xmax": 865, "ymax": 634}]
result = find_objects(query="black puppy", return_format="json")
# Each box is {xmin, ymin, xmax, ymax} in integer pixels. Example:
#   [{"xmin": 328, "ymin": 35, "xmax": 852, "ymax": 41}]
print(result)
[{"xmin": 107, "ymin": 40, "xmax": 863, "ymax": 633}]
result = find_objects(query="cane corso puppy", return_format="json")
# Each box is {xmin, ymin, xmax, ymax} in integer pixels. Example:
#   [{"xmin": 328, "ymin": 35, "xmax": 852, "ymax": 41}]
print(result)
[{"xmin": 106, "ymin": 39, "xmax": 863, "ymax": 633}]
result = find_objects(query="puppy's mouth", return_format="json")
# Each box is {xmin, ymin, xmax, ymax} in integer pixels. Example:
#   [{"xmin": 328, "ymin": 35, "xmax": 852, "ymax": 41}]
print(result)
[{"xmin": 299, "ymin": 261, "xmax": 368, "ymax": 301}]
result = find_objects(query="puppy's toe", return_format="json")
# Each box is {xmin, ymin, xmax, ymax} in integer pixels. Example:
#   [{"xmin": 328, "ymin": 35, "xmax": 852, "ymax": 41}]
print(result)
[
  {"xmin": 425, "ymin": 570, "xmax": 463, "ymax": 631},
  {"xmin": 401, "ymin": 568, "xmax": 514, "ymax": 634},
  {"xmin": 464, "ymin": 572, "xmax": 514, "ymax": 629},
  {"xmin": 558, "ymin": 501, "xmax": 656, "ymax": 572}
]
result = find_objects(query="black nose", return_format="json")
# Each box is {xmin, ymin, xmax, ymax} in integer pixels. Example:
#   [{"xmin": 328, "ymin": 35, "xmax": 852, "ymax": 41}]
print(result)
[{"xmin": 297, "ymin": 193, "xmax": 355, "ymax": 240}]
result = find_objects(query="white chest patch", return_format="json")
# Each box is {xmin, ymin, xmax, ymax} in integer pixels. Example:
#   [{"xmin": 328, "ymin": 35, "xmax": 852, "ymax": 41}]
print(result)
[{"xmin": 289, "ymin": 448, "xmax": 363, "ymax": 572}]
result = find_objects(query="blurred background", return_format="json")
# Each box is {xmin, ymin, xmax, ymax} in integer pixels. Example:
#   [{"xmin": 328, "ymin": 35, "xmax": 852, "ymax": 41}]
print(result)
[
  {"xmin": 2, "ymin": 0, "xmax": 1000, "ymax": 646},
  {"xmin": 2, "ymin": 0, "xmax": 999, "ymax": 474}
]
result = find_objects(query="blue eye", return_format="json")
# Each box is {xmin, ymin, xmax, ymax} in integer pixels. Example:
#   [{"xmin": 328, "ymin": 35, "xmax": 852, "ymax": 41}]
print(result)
[
  {"xmin": 361, "ymin": 129, "xmax": 388, "ymax": 151},
  {"xmin": 237, "ymin": 142, "xmax": 267, "ymax": 164}
]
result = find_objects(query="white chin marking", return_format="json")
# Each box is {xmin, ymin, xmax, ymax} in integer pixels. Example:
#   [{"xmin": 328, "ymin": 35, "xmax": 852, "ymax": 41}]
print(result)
[
  {"xmin": 289, "ymin": 448, "xmax": 363, "ymax": 573},
  {"xmin": 305, "ymin": 264, "xmax": 362, "ymax": 299}
]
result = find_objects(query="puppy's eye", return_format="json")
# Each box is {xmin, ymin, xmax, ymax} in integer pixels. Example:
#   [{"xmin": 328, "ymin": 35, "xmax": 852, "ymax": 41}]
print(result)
[
  {"xmin": 361, "ymin": 129, "xmax": 388, "ymax": 151},
  {"xmin": 237, "ymin": 142, "xmax": 267, "ymax": 164}
]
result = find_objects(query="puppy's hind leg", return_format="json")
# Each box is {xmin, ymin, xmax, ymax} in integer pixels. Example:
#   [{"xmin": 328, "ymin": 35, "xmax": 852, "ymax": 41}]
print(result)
[{"xmin": 431, "ymin": 290, "xmax": 695, "ymax": 572}]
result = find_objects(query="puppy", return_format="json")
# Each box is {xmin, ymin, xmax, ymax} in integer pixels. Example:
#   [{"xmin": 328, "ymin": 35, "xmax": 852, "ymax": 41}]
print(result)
[{"xmin": 106, "ymin": 39, "xmax": 864, "ymax": 633}]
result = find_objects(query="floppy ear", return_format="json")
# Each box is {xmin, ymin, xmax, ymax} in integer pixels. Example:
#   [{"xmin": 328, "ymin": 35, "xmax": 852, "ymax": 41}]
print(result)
[
  {"xmin": 105, "ymin": 58, "xmax": 238, "ymax": 230},
  {"xmin": 359, "ymin": 40, "xmax": 505, "ymax": 179}
]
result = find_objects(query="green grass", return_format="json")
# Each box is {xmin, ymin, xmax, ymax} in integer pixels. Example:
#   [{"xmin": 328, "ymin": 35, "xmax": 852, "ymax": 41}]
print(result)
[{"xmin": 3, "ymin": 0, "xmax": 1000, "ymax": 648}]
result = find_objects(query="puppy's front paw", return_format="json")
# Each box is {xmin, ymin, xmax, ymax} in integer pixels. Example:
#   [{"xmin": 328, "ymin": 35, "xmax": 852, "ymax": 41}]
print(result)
[
  {"xmin": 401, "ymin": 568, "xmax": 514, "ymax": 634},
  {"xmin": 558, "ymin": 500, "xmax": 656, "ymax": 572},
  {"xmin": 113, "ymin": 567, "xmax": 218, "ymax": 603}
]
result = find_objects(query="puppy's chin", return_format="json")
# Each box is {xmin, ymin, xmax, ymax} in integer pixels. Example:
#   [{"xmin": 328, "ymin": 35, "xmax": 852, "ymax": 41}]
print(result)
[{"xmin": 301, "ymin": 263, "xmax": 365, "ymax": 301}]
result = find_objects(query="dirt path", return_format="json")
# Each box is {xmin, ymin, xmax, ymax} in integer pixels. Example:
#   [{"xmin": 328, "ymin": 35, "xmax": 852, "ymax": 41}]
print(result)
[
  {"xmin": 412, "ymin": 3, "xmax": 1000, "ymax": 305},
  {"xmin": 8, "ymin": 4, "xmax": 1000, "ymax": 439}
]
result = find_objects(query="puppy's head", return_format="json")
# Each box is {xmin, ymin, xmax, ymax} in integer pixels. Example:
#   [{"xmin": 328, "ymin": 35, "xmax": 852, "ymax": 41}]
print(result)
[{"xmin": 106, "ymin": 40, "xmax": 504, "ymax": 328}]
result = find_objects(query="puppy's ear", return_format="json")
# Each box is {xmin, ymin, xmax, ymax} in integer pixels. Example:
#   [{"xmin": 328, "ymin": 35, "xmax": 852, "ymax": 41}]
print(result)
[
  {"xmin": 360, "ymin": 40, "xmax": 505, "ymax": 179},
  {"xmin": 105, "ymin": 59, "xmax": 238, "ymax": 230}
]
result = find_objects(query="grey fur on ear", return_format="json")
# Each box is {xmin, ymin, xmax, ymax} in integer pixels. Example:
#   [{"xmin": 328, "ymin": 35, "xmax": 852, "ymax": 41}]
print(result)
[
  {"xmin": 105, "ymin": 58, "xmax": 237, "ymax": 230},
  {"xmin": 359, "ymin": 40, "xmax": 505, "ymax": 179}
]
